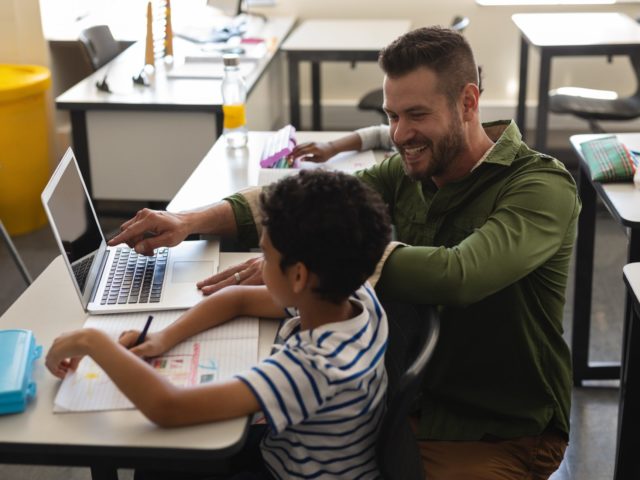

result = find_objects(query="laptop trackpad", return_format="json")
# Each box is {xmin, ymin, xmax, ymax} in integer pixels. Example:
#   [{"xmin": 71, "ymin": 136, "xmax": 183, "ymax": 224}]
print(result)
[{"xmin": 172, "ymin": 261, "xmax": 216, "ymax": 283}]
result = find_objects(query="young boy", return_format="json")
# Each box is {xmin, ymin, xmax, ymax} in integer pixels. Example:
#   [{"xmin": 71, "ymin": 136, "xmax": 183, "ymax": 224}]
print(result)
[{"xmin": 46, "ymin": 170, "xmax": 392, "ymax": 480}]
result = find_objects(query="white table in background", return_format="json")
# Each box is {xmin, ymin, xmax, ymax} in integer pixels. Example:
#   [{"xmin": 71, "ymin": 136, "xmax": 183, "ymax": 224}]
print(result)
[
  {"xmin": 512, "ymin": 12, "xmax": 640, "ymax": 151},
  {"xmin": 281, "ymin": 19, "xmax": 410, "ymax": 131},
  {"xmin": 56, "ymin": 16, "xmax": 295, "ymax": 203}
]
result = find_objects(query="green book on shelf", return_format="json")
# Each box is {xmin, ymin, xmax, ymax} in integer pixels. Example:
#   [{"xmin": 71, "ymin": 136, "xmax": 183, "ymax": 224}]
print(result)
[{"xmin": 579, "ymin": 136, "xmax": 637, "ymax": 182}]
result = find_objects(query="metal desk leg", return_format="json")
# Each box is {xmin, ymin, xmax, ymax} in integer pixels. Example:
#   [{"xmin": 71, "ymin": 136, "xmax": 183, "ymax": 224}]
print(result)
[
  {"xmin": 613, "ymin": 287, "xmax": 640, "ymax": 480},
  {"xmin": 0, "ymin": 220, "xmax": 32, "ymax": 285},
  {"xmin": 534, "ymin": 50, "xmax": 551, "ymax": 151},
  {"xmin": 572, "ymin": 165, "xmax": 597, "ymax": 386},
  {"xmin": 311, "ymin": 61, "xmax": 322, "ymax": 131},
  {"xmin": 90, "ymin": 466, "xmax": 118, "ymax": 480},
  {"xmin": 621, "ymin": 231, "xmax": 640, "ymax": 381},
  {"xmin": 287, "ymin": 54, "xmax": 301, "ymax": 129},
  {"xmin": 69, "ymin": 110, "xmax": 92, "ymax": 197},
  {"xmin": 516, "ymin": 36, "xmax": 529, "ymax": 137},
  {"xmin": 572, "ymin": 164, "xmax": 621, "ymax": 384}
]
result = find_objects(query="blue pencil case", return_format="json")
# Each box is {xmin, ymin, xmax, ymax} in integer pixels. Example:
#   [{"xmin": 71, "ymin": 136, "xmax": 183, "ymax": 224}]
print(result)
[{"xmin": 0, "ymin": 329, "xmax": 42, "ymax": 415}]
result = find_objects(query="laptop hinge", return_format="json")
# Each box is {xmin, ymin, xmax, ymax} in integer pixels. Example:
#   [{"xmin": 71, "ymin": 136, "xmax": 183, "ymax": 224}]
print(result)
[{"xmin": 89, "ymin": 249, "xmax": 110, "ymax": 304}]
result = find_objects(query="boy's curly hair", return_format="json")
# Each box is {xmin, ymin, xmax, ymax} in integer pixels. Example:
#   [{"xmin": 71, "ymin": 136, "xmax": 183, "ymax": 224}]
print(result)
[{"xmin": 260, "ymin": 170, "xmax": 391, "ymax": 304}]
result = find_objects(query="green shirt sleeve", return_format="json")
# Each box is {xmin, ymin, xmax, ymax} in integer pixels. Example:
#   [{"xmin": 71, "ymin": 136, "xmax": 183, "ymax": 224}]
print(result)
[
  {"xmin": 375, "ymin": 169, "xmax": 581, "ymax": 306},
  {"xmin": 224, "ymin": 192, "xmax": 261, "ymax": 249}
]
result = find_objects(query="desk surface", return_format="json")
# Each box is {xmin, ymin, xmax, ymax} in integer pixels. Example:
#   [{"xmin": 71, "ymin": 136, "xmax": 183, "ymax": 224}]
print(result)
[
  {"xmin": 512, "ymin": 12, "xmax": 640, "ymax": 48},
  {"xmin": 570, "ymin": 133, "xmax": 640, "ymax": 225},
  {"xmin": 281, "ymin": 19, "xmax": 411, "ymax": 52},
  {"xmin": 624, "ymin": 263, "xmax": 640, "ymax": 302},
  {"xmin": 0, "ymin": 252, "xmax": 277, "ymax": 464},
  {"xmin": 56, "ymin": 16, "xmax": 295, "ymax": 110},
  {"xmin": 168, "ymin": 131, "xmax": 387, "ymax": 213}
]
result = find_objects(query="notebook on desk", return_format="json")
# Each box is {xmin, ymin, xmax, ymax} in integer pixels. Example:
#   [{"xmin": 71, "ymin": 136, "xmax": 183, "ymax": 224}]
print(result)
[{"xmin": 41, "ymin": 148, "xmax": 220, "ymax": 314}]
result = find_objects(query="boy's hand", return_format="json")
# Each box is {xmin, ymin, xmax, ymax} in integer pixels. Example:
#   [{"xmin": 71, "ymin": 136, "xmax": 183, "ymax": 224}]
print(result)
[
  {"xmin": 118, "ymin": 330, "xmax": 170, "ymax": 358},
  {"xmin": 46, "ymin": 329, "xmax": 102, "ymax": 379}
]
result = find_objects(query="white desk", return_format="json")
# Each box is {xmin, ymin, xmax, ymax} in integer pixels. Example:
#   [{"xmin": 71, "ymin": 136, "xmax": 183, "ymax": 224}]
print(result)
[
  {"xmin": 281, "ymin": 19, "xmax": 411, "ymax": 131},
  {"xmin": 0, "ymin": 252, "xmax": 277, "ymax": 480},
  {"xmin": 168, "ymin": 131, "xmax": 386, "ymax": 213},
  {"xmin": 512, "ymin": 13, "xmax": 640, "ymax": 150},
  {"xmin": 56, "ymin": 16, "xmax": 295, "ymax": 203},
  {"xmin": 569, "ymin": 133, "xmax": 640, "ymax": 385}
]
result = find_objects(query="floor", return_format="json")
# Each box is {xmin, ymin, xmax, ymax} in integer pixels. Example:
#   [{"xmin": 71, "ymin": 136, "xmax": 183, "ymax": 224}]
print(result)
[{"xmin": 0, "ymin": 198, "xmax": 627, "ymax": 480}]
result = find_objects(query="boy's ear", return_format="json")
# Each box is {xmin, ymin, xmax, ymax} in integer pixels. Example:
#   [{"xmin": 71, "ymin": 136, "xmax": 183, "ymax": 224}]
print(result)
[{"xmin": 289, "ymin": 262, "xmax": 309, "ymax": 294}]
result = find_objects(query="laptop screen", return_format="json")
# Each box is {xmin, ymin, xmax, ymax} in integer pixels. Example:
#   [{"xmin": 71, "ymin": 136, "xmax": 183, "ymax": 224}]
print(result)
[{"xmin": 44, "ymin": 154, "xmax": 104, "ymax": 295}]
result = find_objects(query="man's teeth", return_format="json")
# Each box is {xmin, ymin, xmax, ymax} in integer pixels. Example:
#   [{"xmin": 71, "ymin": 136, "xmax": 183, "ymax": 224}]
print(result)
[{"xmin": 404, "ymin": 145, "xmax": 426, "ymax": 155}]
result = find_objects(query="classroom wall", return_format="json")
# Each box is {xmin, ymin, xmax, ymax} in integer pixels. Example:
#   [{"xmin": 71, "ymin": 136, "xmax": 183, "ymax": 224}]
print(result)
[{"xmin": 254, "ymin": 0, "xmax": 640, "ymax": 136}]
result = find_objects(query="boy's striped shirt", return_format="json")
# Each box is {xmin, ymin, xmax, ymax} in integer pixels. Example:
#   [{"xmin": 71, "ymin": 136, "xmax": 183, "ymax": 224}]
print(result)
[{"xmin": 236, "ymin": 283, "xmax": 388, "ymax": 479}]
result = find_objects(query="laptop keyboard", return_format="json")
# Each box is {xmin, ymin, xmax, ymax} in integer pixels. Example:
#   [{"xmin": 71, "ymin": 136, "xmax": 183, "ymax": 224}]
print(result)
[
  {"xmin": 100, "ymin": 247, "xmax": 169, "ymax": 305},
  {"xmin": 72, "ymin": 254, "xmax": 95, "ymax": 293}
]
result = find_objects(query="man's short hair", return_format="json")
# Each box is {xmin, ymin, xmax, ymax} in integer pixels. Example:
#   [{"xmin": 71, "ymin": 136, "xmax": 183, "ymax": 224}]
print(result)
[
  {"xmin": 260, "ymin": 170, "xmax": 391, "ymax": 304},
  {"xmin": 379, "ymin": 26, "xmax": 480, "ymax": 104}
]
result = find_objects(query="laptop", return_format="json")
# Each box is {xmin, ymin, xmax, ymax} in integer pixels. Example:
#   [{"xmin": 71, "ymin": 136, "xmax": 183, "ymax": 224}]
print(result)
[{"xmin": 41, "ymin": 148, "xmax": 220, "ymax": 314}]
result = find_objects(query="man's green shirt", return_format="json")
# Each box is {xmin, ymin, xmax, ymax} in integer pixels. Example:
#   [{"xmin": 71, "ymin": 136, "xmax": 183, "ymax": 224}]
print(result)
[{"xmin": 226, "ymin": 120, "xmax": 581, "ymax": 441}]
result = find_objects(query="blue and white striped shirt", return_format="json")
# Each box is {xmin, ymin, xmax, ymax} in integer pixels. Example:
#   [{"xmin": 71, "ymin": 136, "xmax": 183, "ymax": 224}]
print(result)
[{"xmin": 236, "ymin": 283, "xmax": 388, "ymax": 479}]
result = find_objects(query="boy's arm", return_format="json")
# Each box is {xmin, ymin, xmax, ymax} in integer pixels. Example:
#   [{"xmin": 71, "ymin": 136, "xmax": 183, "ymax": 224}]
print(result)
[
  {"xmin": 124, "ymin": 285, "xmax": 283, "ymax": 358},
  {"xmin": 46, "ymin": 329, "xmax": 260, "ymax": 427}
]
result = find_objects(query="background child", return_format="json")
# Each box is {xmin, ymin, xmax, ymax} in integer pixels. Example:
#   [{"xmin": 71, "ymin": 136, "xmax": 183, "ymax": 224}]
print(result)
[{"xmin": 46, "ymin": 169, "xmax": 392, "ymax": 480}]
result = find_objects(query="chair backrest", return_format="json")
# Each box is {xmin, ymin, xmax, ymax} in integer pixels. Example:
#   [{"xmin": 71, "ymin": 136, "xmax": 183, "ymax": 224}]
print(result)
[
  {"xmin": 376, "ymin": 303, "xmax": 440, "ymax": 480},
  {"xmin": 78, "ymin": 25, "xmax": 121, "ymax": 71}
]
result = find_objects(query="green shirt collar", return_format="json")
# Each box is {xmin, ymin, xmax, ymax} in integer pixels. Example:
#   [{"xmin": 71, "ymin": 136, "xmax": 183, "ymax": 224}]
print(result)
[{"xmin": 481, "ymin": 119, "xmax": 523, "ymax": 168}]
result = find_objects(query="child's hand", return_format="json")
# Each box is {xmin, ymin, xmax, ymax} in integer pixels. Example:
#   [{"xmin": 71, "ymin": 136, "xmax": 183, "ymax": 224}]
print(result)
[
  {"xmin": 46, "ymin": 328, "xmax": 100, "ymax": 379},
  {"xmin": 289, "ymin": 141, "xmax": 337, "ymax": 163},
  {"xmin": 118, "ymin": 330, "xmax": 169, "ymax": 358}
]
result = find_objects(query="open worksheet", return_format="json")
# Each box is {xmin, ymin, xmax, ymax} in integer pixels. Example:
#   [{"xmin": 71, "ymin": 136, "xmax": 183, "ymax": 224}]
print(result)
[{"xmin": 53, "ymin": 311, "xmax": 260, "ymax": 412}]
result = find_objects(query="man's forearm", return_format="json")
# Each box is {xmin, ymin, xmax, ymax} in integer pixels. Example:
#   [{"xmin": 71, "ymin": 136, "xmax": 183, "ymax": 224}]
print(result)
[{"xmin": 180, "ymin": 200, "xmax": 238, "ymax": 238}]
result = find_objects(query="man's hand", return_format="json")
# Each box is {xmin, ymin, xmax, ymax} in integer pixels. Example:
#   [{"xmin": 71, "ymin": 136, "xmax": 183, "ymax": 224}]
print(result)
[
  {"xmin": 108, "ymin": 209, "xmax": 191, "ymax": 256},
  {"xmin": 289, "ymin": 141, "xmax": 338, "ymax": 163},
  {"xmin": 197, "ymin": 256, "xmax": 264, "ymax": 295}
]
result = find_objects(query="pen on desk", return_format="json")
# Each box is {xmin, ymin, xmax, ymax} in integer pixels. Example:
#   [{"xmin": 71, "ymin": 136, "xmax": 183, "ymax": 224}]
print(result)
[{"xmin": 134, "ymin": 315, "xmax": 154, "ymax": 347}]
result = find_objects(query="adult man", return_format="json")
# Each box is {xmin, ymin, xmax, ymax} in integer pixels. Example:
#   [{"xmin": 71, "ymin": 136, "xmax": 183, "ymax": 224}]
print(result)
[{"xmin": 111, "ymin": 27, "xmax": 580, "ymax": 479}]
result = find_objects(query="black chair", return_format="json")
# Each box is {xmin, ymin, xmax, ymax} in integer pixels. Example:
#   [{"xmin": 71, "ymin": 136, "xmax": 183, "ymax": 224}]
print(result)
[
  {"xmin": 78, "ymin": 25, "xmax": 122, "ymax": 71},
  {"xmin": 548, "ymin": 53, "xmax": 640, "ymax": 133},
  {"xmin": 0, "ymin": 220, "xmax": 32, "ymax": 285},
  {"xmin": 376, "ymin": 303, "xmax": 440, "ymax": 480},
  {"xmin": 357, "ymin": 16, "xmax": 471, "ymax": 122}
]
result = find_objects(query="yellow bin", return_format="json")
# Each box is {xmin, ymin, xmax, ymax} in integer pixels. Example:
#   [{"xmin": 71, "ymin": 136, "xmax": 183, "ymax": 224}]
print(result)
[{"xmin": 0, "ymin": 64, "xmax": 51, "ymax": 235}]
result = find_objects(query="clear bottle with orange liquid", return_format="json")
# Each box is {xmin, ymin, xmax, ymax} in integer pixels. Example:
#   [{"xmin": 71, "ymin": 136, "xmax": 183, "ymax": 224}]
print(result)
[{"xmin": 221, "ymin": 55, "xmax": 248, "ymax": 148}]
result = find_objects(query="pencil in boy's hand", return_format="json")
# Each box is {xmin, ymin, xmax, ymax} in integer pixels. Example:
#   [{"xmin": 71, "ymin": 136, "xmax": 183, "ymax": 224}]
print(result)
[{"xmin": 134, "ymin": 315, "xmax": 154, "ymax": 347}]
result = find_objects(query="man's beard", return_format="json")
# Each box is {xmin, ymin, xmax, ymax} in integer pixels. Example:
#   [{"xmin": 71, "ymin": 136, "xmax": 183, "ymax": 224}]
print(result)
[{"xmin": 398, "ymin": 117, "xmax": 465, "ymax": 182}]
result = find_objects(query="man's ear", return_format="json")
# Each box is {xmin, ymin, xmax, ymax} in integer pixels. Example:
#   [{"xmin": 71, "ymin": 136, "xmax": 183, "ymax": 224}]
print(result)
[
  {"xmin": 461, "ymin": 83, "xmax": 480, "ymax": 119},
  {"xmin": 290, "ymin": 262, "xmax": 309, "ymax": 294}
]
